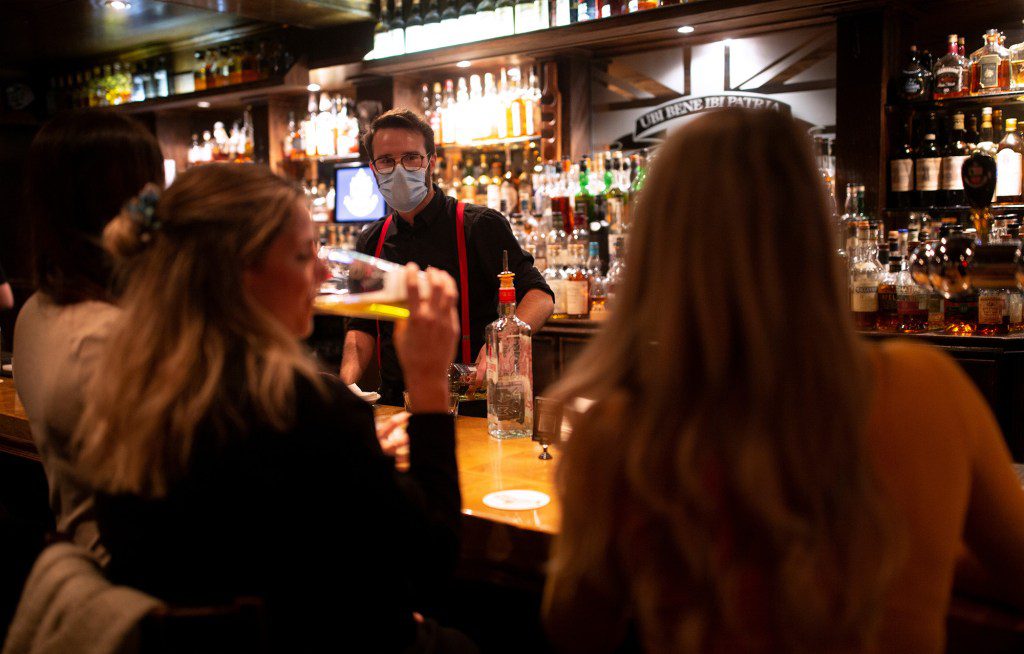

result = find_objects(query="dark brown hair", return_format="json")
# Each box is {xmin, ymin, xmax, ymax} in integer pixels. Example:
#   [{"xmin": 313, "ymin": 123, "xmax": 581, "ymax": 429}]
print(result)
[
  {"xmin": 361, "ymin": 108, "xmax": 435, "ymax": 160},
  {"xmin": 25, "ymin": 110, "xmax": 164, "ymax": 305}
]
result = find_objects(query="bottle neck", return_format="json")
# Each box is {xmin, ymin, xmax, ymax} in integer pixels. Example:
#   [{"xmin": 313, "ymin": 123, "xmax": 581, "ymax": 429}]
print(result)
[{"xmin": 499, "ymin": 298, "xmax": 516, "ymax": 317}]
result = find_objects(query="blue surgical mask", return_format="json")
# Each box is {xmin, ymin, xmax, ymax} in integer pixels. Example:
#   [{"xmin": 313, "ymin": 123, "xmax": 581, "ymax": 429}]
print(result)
[{"xmin": 376, "ymin": 165, "xmax": 429, "ymax": 213}]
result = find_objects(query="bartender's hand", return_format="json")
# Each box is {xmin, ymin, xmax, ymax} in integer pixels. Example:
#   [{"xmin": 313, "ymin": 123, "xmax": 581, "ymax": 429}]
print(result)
[
  {"xmin": 394, "ymin": 264, "xmax": 459, "ymax": 413},
  {"xmin": 468, "ymin": 347, "xmax": 487, "ymax": 397},
  {"xmin": 375, "ymin": 411, "xmax": 410, "ymax": 469}
]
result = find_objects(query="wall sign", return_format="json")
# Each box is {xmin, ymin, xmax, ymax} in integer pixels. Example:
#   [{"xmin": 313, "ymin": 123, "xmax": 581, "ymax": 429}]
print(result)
[{"xmin": 634, "ymin": 92, "xmax": 792, "ymax": 141}]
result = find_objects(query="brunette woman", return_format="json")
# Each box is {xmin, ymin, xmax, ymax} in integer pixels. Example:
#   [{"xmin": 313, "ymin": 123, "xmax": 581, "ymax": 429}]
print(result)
[
  {"xmin": 14, "ymin": 110, "xmax": 165, "ymax": 558},
  {"xmin": 75, "ymin": 164, "xmax": 472, "ymax": 652},
  {"xmin": 543, "ymin": 108, "xmax": 1024, "ymax": 654}
]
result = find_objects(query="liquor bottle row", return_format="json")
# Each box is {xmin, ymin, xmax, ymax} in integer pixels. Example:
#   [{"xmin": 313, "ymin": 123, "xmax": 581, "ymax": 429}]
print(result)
[
  {"xmin": 190, "ymin": 40, "xmax": 294, "ymax": 92},
  {"xmin": 421, "ymin": 67, "xmax": 542, "ymax": 146},
  {"xmin": 308, "ymin": 180, "xmax": 338, "ymax": 223},
  {"xmin": 897, "ymin": 27, "xmax": 1024, "ymax": 101},
  {"xmin": 888, "ymin": 106, "xmax": 1023, "ymax": 208},
  {"xmin": 282, "ymin": 93, "xmax": 361, "ymax": 160},
  {"xmin": 316, "ymin": 221, "xmax": 360, "ymax": 250},
  {"xmin": 50, "ymin": 57, "xmax": 174, "ymax": 110},
  {"xmin": 367, "ymin": 0, "xmax": 677, "ymax": 59},
  {"xmin": 186, "ymin": 108, "xmax": 257, "ymax": 166},
  {"xmin": 849, "ymin": 219, "xmax": 1024, "ymax": 336}
]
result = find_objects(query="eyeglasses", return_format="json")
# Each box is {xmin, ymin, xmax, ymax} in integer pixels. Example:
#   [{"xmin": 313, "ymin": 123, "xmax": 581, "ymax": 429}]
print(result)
[{"xmin": 372, "ymin": 153, "xmax": 429, "ymax": 175}]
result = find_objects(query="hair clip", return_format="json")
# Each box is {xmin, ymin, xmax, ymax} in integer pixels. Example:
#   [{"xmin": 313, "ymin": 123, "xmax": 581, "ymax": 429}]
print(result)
[{"xmin": 125, "ymin": 184, "xmax": 162, "ymax": 242}]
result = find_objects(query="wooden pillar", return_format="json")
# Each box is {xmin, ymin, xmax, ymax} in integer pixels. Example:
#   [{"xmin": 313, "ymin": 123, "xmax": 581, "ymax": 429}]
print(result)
[
  {"xmin": 557, "ymin": 55, "xmax": 592, "ymax": 162},
  {"xmin": 835, "ymin": 8, "xmax": 892, "ymax": 217}
]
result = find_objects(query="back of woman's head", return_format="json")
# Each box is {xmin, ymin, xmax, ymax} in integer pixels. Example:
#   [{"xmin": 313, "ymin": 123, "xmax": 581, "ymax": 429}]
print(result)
[
  {"xmin": 26, "ymin": 110, "xmax": 164, "ymax": 304},
  {"xmin": 77, "ymin": 164, "xmax": 319, "ymax": 497},
  {"xmin": 548, "ymin": 109, "xmax": 902, "ymax": 652}
]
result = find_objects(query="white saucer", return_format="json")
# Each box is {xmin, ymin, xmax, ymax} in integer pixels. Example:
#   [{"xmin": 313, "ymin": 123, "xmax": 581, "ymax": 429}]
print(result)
[{"xmin": 482, "ymin": 490, "xmax": 551, "ymax": 511}]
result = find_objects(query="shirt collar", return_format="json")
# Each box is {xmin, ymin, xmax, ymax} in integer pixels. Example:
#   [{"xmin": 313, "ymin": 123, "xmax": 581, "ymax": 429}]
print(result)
[{"xmin": 395, "ymin": 185, "xmax": 446, "ymax": 232}]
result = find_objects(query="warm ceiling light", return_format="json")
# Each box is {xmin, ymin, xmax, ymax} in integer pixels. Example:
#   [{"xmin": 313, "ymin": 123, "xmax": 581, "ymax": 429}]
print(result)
[
  {"xmin": 105, "ymin": 0, "xmax": 132, "ymax": 9},
  {"xmin": 307, "ymin": 83, "xmax": 321, "ymax": 92},
  {"xmin": 456, "ymin": 60, "xmax": 472, "ymax": 68},
  {"xmin": 197, "ymin": 101, "xmax": 211, "ymax": 108},
  {"xmin": 677, "ymin": 25, "xmax": 695, "ymax": 34}
]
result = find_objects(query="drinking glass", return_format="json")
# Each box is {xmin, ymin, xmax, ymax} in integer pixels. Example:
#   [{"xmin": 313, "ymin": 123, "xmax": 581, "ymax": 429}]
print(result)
[{"xmin": 315, "ymin": 247, "xmax": 428, "ymax": 320}]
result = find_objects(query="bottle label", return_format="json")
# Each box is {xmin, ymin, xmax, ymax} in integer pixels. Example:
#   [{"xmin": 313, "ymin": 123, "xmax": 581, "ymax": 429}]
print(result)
[
  {"xmin": 897, "ymin": 284, "xmax": 928, "ymax": 313},
  {"xmin": 589, "ymin": 302, "xmax": 608, "ymax": 320},
  {"xmin": 878, "ymin": 284, "xmax": 897, "ymax": 315},
  {"xmin": 996, "ymin": 150, "xmax": 1023, "ymax": 198},
  {"xmin": 891, "ymin": 159, "xmax": 913, "ymax": 192},
  {"xmin": 979, "ymin": 294, "xmax": 1005, "ymax": 325},
  {"xmin": 566, "ymin": 280, "xmax": 589, "ymax": 316},
  {"xmin": 979, "ymin": 55, "xmax": 1001, "ymax": 89},
  {"xmin": 928, "ymin": 295, "xmax": 945, "ymax": 328},
  {"xmin": 941, "ymin": 155, "xmax": 969, "ymax": 190},
  {"xmin": 1009, "ymin": 294, "xmax": 1024, "ymax": 325},
  {"xmin": 934, "ymin": 66, "xmax": 964, "ymax": 94},
  {"xmin": 851, "ymin": 282, "xmax": 878, "ymax": 312},
  {"xmin": 549, "ymin": 278, "xmax": 566, "ymax": 314},
  {"xmin": 915, "ymin": 157, "xmax": 941, "ymax": 191},
  {"xmin": 902, "ymin": 72, "xmax": 923, "ymax": 97}
]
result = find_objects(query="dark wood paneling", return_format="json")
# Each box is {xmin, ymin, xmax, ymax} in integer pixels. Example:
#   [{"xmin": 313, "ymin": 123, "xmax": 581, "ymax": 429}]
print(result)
[
  {"xmin": 835, "ymin": 7, "xmax": 889, "ymax": 216},
  {"xmin": 532, "ymin": 335, "xmax": 559, "ymax": 395}
]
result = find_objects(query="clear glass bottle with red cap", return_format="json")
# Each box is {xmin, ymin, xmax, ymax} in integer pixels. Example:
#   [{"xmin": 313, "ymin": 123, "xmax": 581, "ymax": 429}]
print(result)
[{"xmin": 486, "ymin": 252, "xmax": 534, "ymax": 439}]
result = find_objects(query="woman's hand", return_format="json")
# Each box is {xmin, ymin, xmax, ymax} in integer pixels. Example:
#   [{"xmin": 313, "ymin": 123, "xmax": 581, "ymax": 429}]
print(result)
[
  {"xmin": 375, "ymin": 411, "xmax": 410, "ymax": 470},
  {"xmin": 394, "ymin": 264, "xmax": 459, "ymax": 414}
]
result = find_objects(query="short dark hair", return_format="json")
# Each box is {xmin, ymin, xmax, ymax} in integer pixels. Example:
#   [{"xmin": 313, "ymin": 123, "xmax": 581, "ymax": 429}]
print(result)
[
  {"xmin": 26, "ymin": 110, "xmax": 165, "ymax": 304},
  {"xmin": 361, "ymin": 108, "xmax": 435, "ymax": 161}
]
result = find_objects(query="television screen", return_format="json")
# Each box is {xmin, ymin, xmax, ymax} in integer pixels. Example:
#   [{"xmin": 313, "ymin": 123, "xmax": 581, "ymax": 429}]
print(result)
[{"xmin": 334, "ymin": 165, "xmax": 387, "ymax": 222}]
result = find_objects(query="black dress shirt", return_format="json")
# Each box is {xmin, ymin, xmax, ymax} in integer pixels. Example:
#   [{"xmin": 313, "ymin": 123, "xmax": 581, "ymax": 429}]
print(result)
[
  {"xmin": 348, "ymin": 186, "xmax": 552, "ymax": 398},
  {"xmin": 96, "ymin": 373, "xmax": 460, "ymax": 653}
]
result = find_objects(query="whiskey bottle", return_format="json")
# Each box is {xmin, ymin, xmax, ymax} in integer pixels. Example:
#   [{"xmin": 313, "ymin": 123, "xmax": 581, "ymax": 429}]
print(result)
[
  {"xmin": 933, "ymin": 34, "xmax": 969, "ymax": 99},
  {"xmin": 439, "ymin": 0, "xmax": 460, "ymax": 46},
  {"xmin": 850, "ymin": 221, "xmax": 882, "ymax": 330},
  {"xmin": 975, "ymin": 107, "xmax": 997, "ymax": 156},
  {"xmin": 996, "ymin": 117, "xmax": 1023, "ymax": 204},
  {"xmin": 485, "ymin": 252, "xmax": 534, "ymax": 439},
  {"xmin": 371, "ymin": 0, "xmax": 391, "ymax": 59},
  {"xmin": 890, "ymin": 116, "xmax": 914, "ymax": 209},
  {"xmin": 877, "ymin": 241, "xmax": 900, "ymax": 332},
  {"xmin": 565, "ymin": 244, "xmax": 590, "ymax": 319},
  {"xmin": 1011, "ymin": 35, "xmax": 1024, "ymax": 89},
  {"xmin": 966, "ymin": 114, "xmax": 980, "ymax": 146},
  {"xmin": 971, "ymin": 29, "xmax": 1010, "ymax": 95},
  {"xmin": 896, "ymin": 256, "xmax": 928, "ymax": 333},
  {"xmin": 405, "ymin": 0, "xmax": 424, "ymax": 53},
  {"xmin": 914, "ymin": 126, "xmax": 942, "ymax": 208},
  {"xmin": 941, "ymin": 112, "xmax": 970, "ymax": 207},
  {"xmin": 899, "ymin": 45, "xmax": 930, "ymax": 101},
  {"xmin": 977, "ymin": 289, "xmax": 1008, "ymax": 335}
]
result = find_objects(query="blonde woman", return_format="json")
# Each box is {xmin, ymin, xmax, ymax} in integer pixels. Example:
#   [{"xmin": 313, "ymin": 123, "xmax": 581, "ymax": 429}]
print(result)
[
  {"xmin": 75, "ymin": 165, "xmax": 475, "ymax": 653},
  {"xmin": 542, "ymin": 108, "xmax": 1024, "ymax": 653}
]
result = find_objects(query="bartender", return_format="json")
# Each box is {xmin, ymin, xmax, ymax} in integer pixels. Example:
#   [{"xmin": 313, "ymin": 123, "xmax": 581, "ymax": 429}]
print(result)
[{"xmin": 340, "ymin": 109, "xmax": 554, "ymax": 410}]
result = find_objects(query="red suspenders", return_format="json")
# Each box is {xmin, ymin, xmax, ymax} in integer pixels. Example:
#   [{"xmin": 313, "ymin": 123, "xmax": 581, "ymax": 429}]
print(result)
[{"xmin": 372, "ymin": 201, "xmax": 472, "ymax": 373}]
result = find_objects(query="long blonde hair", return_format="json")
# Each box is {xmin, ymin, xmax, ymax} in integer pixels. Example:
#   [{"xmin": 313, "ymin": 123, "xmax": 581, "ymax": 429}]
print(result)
[
  {"xmin": 546, "ymin": 109, "xmax": 902, "ymax": 652},
  {"xmin": 75, "ymin": 164, "xmax": 323, "ymax": 497}
]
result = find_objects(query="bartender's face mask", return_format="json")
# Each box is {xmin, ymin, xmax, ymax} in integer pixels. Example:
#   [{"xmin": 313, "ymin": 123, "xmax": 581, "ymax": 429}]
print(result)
[{"xmin": 371, "ymin": 128, "xmax": 435, "ymax": 213}]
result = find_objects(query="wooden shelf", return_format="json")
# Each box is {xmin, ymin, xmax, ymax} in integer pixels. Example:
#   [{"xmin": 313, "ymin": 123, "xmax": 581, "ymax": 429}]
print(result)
[
  {"xmin": 354, "ymin": 0, "xmax": 869, "ymax": 76},
  {"xmin": 885, "ymin": 205, "xmax": 1024, "ymax": 213},
  {"xmin": 114, "ymin": 63, "xmax": 310, "ymax": 114},
  {"xmin": 438, "ymin": 135, "xmax": 539, "ymax": 150},
  {"xmin": 887, "ymin": 89, "xmax": 1024, "ymax": 113}
]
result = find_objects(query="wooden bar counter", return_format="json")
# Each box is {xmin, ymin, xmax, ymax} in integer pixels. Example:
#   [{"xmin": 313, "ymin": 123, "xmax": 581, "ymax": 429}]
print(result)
[{"xmin": 0, "ymin": 380, "xmax": 557, "ymax": 587}]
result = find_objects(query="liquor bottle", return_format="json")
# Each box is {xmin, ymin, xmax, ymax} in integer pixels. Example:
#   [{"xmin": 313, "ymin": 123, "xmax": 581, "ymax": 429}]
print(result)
[
  {"xmin": 554, "ymin": 0, "xmax": 571, "ymax": 25},
  {"xmin": 996, "ymin": 117, "xmax": 1023, "ymax": 204},
  {"xmin": 575, "ymin": 0, "xmax": 594, "ymax": 21},
  {"xmin": 941, "ymin": 112, "xmax": 970, "ymax": 207},
  {"xmin": 994, "ymin": 109, "xmax": 1004, "ymax": 138},
  {"xmin": 431, "ymin": 83, "xmax": 444, "ymax": 142},
  {"xmin": 439, "ymin": 0, "xmax": 460, "ymax": 47},
  {"xmin": 229, "ymin": 45, "xmax": 243, "ymax": 85},
  {"xmin": 586, "ymin": 242, "xmax": 607, "ymax": 320},
  {"xmin": 933, "ymin": 34, "xmax": 968, "ymax": 99},
  {"xmin": 914, "ymin": 126, "xmax": 941, "ymax": 208},
  {"xmin": 565, "ymin": 244, "xmax": 590, "ymax": 318},
  {"xmin": 476, "ymin": 0, "xmax": 497, "ymax": 40},
  {"xmin": 283, "ymin": 112, "xmax": 298, "ymax": 159},
  {"xmin": 202, "ymin": 50, "xmax": 216, "ymax": 90},
  {"xmin": 422, "ymin": 0, "xmax": 442, "ymax": 47},
  {"xmin": 514, "ymin": 0, "xmax": 547, "ymax": 33},
  {"xmin": 876, "ymin": 242, "xmax": 900, "ymax": 332},
  {"xmin": 899, "ymin": 45, "xmax": 929, "ymax": 101},
  {"xmin": 193, "ymin": 51, "xmax": 207, "ymax": 92},
  {"xmin": 302, "ymin": 93, "xmax": 318, "ymax": 158},
  {"xmin": 896, "ymin": 254, "xmax": 928, "ymax": 333},
  {"xmin": 850, "ymin": 221, "xmax": 882, "ymax": 330},
  {"xmin": 441, "ymin": 79, "xmax": 456, "ymax": 144},
  {"xmin": 1011, "ymin": 34, "xmax": 1024, "ymax": 89},
  {"xmin": 391, "ymin": 0, "xmax": 407, "ymax": 55},
  {"xmin": 405, "ymin": 0, "xmax": 424, "ymax": 53},
  {"xmin": 371, "ymin": 0, "xmax": 391, "ymax": 59},
  {"xmin": 976, "ymin": 107, "xmax": 997, "ymax": 155},
  {"xmin": 485, "ymin": 253, "xmax": 534, "ymax": 439},
  {"xmin": 458, "ymin": 0, "xmax": 477, "ymax": 39},
  {"xmin": 153, "ymin": 56, "xmax": 172, "ymax": 97},
  {"xmin": 494, "ymin": 0, "xmax": 515, "ymax": 36},
  {"xmin": 890, "ymin": 116, "xmax": 914, "ymax": 208},
  {"xmin": 959, "ymin": 36, "xmax": 966, "ymax": 58},
  {"xmin": 971, "ymin": 29, "xmax": 1010, "ymax": 95},
  {"xmin": 241, "ymin": 44, "xmax": 259, "ymax": 82},
  {"xmin": 977, "ymin": 289, "xmax": 1008, "ymax": 335},
  {"xmin": 966, "ymin": 114, "xmax": 980, "ymax": 145}
]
